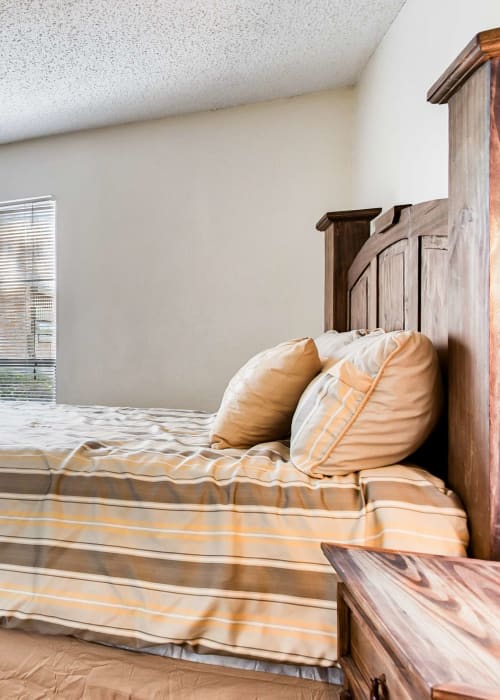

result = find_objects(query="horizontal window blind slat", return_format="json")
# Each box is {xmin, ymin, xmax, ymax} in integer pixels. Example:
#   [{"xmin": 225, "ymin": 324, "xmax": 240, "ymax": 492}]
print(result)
[{"xmin": 0, "ymin": 359, "xmax": 55, "ymax": 367}]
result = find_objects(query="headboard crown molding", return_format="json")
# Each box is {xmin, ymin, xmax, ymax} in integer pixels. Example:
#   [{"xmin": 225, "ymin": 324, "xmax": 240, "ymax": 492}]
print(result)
[
  {"xmin": 315, "ymin": 208, "xmax": 381, "ymax": 232},
  {"xmin": 428, "ymin": 27, "xmax": 500, "ymax": 104},
  {"xmin": 373, "ymin": 204, "xmax": 411, "ymax": 234}
]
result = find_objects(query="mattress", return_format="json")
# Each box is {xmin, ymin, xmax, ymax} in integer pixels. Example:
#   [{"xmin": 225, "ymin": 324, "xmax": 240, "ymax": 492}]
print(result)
[{"xmin": 0, "ymin": 402, "xmax": 468, "ymax": 666}]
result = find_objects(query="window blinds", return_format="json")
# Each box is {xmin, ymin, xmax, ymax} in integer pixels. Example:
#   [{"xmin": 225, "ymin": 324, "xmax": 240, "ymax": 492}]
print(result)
[{"xmin": 0, "ymin": 198, "xmax": 56, "ymax": 402}]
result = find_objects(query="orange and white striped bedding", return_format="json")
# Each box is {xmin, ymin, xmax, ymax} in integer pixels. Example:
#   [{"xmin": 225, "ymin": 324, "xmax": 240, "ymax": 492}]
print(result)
[{"xmin": 0, "ymin": 402, "xmax": 468, "ymax": 666}]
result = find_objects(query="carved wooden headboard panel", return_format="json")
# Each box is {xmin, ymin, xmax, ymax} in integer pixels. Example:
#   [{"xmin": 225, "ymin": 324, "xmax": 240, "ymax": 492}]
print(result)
[{"xmin": 347, "ymin": 200, "xmax": 448, "ymax": 370}]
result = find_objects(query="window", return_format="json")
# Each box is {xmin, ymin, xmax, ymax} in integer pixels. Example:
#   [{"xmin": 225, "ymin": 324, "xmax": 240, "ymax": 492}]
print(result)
[{"xmin": 0, "ymin": 198, "xmax": 56, "ymax": 402}]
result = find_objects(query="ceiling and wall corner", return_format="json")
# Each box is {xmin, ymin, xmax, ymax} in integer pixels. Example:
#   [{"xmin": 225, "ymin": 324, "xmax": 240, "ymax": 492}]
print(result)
[
  {"xmin": 0, "ymin": 0, "xmax": 405, "ymax": 144},
  {"xmin": 352, "ymin": 0, "xmax": 500, "ymax": 212}
]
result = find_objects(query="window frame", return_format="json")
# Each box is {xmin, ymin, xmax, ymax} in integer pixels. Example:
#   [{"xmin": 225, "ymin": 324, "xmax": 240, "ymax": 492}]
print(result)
[{"xmin": 0, "ymin": 196, "xmax": 56, "ymax": 403}]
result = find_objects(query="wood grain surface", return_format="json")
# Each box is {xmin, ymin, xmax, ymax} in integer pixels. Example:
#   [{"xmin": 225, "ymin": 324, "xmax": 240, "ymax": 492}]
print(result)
[
  {"xmin": 445, "ymin": 52, "xmax": 500, "ymax": 560},
  {"xmin": 322, "ymin": 545, "xmax": 500, "ymax": 697},
  {"xmin": 490, "ymin": 58, "xmax": 500, "ymax": 563},
  {"xmin": 433, "ymin": 684, "xmax": 500, "ymax": 700},
  {"xmin": 346, "ymin": 200, "xmax": 448, "ymax": 367},
  {"xmin": 427, "ymin": 27, "xmax": 500, "ymax": 560}
]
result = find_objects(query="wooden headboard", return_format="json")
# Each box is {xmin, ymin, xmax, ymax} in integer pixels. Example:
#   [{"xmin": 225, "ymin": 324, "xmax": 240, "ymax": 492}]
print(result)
[{"xmin": 316, "ymin": 29, "xmax": 500, "ymax": 561}]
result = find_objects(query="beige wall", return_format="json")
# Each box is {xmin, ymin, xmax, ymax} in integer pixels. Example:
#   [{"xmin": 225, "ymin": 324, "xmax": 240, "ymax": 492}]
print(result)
[
  {"xmin": 352, "ymin": 0, "xmax": 500, "ymax": 212},
  {"xmin": 0, "ymin": 90, "xmax": 354, "ymax": 410}
]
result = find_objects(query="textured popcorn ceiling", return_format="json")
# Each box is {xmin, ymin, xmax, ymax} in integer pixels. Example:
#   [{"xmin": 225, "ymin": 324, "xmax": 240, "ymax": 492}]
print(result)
[{"xmin": 0, "ymin": 0, "xmax": 405, "ymax": 144}]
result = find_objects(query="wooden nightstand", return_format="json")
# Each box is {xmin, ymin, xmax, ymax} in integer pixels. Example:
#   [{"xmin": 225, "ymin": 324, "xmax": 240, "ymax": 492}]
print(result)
[{"xmin": 321, "ymin": 544, "xmax": 500, "ymax": 700}]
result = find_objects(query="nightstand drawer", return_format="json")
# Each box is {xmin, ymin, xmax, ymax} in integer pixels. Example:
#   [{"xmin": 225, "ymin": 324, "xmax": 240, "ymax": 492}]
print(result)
[{"xmin": 338, "ymin": 583, "xmax": 420, "ymax": 700}]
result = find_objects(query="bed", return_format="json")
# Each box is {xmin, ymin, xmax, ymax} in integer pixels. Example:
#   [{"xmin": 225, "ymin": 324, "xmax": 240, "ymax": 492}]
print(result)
[
  {"xmin": 0, "ymin": 401, "xmax": 467, "ymax": 667},
  {"xmin": 0, "ymin": 26, "xmax": 499, "ymax": 697}
]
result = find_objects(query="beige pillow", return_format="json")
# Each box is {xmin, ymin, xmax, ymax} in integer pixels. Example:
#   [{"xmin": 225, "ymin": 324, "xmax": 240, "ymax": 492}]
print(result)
[
  {"xmin": 315, "ymin": 329, "xmax": 384, "ymax": 368},
  {"xmin": 210, "ymin": 338, "xmax": 321, "ymax": 449},
  {"xmin": 291, "ymin": 330, "xmax": 442, "ymax": 477}
]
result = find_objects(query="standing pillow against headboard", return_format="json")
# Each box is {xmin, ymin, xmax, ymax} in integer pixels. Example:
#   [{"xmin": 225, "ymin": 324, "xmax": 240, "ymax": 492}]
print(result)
[
  {"xmin": 210, "ymin": 337, "xmax": 321, "ymax": 449},
  {"xmin": 314, "ymin": 329, "xmax": 385, "ymax": 368},
  {"xmin": 291, "ymin": 330, "xmax": 442, "ymax": 477}
]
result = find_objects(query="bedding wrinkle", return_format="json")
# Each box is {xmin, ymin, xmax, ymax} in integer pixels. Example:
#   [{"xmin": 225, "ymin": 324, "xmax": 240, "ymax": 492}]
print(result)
[{"xmin": 0, "ymin": 402, "xmax": 468, "ymax": 665}]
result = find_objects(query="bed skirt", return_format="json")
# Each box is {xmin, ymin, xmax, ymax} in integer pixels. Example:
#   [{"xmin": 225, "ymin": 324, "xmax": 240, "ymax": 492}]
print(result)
[{"xmin": 0, "ymin": 628, "xmax": 338, "ymax": 699}]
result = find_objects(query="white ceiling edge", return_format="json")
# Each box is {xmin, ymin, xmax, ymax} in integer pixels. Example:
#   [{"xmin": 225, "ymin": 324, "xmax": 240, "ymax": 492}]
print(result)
[{"xmin": 0, "ymin": 0, "xmax": 406, "ymax": 145}]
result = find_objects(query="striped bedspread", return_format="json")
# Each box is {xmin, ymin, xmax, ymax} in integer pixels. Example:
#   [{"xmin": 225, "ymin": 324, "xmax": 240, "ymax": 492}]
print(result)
[{"xmin": 0, "ymin": 402, "xmax": 468, "ymax": 666}]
